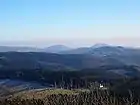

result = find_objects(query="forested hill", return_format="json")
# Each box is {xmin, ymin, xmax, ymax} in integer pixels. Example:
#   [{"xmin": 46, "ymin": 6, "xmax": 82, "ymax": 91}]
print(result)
[
  {"xmin": 0, "ymin": 52, "xmax": 139, "ymax": 78},
  {"xmin": 0, "ymin": 52, "xmax": 124, "ymax": 70}
]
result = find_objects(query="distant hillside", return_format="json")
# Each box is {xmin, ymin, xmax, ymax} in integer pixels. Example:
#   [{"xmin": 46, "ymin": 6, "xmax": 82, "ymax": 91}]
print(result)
[
  {"xmin": 0, "ymin": 44, "xmax": 140, "ymax": 78},
  {"xmin": 44, "ymin": 45, "xmax": 71, "ymax": 53},
  {"xmin": 0, "ymin": 52, "xmax": 126, "ymax": 70},
  {"xmin": 0, "ymin": 45, "xmax": 71, "ymax": 53},
  {"xmin": 1, "ymin": 45, "xmax": 140, "ymax": 57},
  {"xmin": 0, "ymin": 52, "xmax": 139, "ymax": 77},
  {"xmin": 0, "ymin": 46, "xmax": 42, "ymax": 52},
  {"xmin": 60, "ymin": 45, "xmax": 140, "ymax": 56}
]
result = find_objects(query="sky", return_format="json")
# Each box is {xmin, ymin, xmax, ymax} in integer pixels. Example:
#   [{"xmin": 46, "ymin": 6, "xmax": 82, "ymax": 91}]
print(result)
[{"xmin": 0, "ymin": 0, "xmax": 140, "ymax": 47}]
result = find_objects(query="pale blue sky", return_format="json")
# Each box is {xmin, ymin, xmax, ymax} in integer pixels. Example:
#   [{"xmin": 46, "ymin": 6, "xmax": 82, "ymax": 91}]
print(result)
[{"xmin": 0, "ymin": 0, "xmax": 140, "ymax": 47}]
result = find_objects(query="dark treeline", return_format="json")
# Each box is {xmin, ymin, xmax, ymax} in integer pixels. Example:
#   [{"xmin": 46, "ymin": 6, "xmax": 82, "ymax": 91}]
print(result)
[
  {"xmin": 0, "ymin": 68, "xmax": 121, "ymax": 88},
  {"xmin": 0, "ymin": 69, "xmax": 104, "ymax": 88},
  {"xmin": 0, "ymin": 69, "xmax": 140, "ymax": 97}
]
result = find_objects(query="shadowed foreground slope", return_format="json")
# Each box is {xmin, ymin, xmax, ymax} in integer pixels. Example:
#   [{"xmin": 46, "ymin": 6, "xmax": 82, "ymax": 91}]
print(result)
[{"xmin": 0, "ymin": 90, "xmax": 139, "ymax": 105}]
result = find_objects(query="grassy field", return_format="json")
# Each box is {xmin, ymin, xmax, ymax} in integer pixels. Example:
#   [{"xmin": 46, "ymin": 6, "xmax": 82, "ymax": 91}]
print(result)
[
  {"xmin": 0, "ymin": 89, "xmax": 139, "ymax": 105},
  {"xmin": 12, "ymin": 89, "xmax": 80, "ymax": 99},
  {"xmin": 0, "ymin": 88, "xmax": 139, "ymax": 105}
]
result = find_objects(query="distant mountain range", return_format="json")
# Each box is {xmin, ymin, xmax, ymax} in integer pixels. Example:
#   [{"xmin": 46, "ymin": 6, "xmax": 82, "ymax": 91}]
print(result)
[
  {"xmin": 0, "ymin": 44, "xmax": 120, "ymax": 53},
  {"xmin": 0, "ymin": 46, "xmax": 41, "ymax": 52},
  {"xmin": 0, "ymin": 45, "xmax": 71, "ymax": 53},
  {"xmin": 0, "ymin": 51, "xmax": 139, "ymax": 76},
  {"xmin": 0, "ymin": 44, "xmax": 140, "ymax": 77},
  {"xmin": 0, "ymin": 44, "xmax": 138, "ymax": 55},
  {"xmin": 59, "ymin": 44, "xmax": 140, "ymax": 56}
]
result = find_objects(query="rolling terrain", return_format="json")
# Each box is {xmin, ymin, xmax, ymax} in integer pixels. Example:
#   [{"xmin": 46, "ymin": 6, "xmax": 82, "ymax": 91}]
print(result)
[
  {"xmin": 0, "ymin": 45, "xmax": 140, "ymax": 92},
  {"xmin": 0, "ymin": 45, "xmax": 140, "ymax": 77}
]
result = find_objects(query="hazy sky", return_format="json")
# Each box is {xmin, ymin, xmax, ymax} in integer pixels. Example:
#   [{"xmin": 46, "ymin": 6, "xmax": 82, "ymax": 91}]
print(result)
[{"xmin": 0, "ymin": 0, "xmax": 140, "ymax": 47}]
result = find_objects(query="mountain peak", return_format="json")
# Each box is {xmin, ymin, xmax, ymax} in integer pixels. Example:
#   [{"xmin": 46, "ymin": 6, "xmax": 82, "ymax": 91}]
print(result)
[
  {"xmin": 47, "ymin": 45, "xmax": 68, "ymax": 48},
  {"xmin": 91, "ymin": 43, "xmax": 110, "ymax": 48},
  {"xmin": 45, "ymin": 45, "xmax": 71, "ymax": 53}
]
